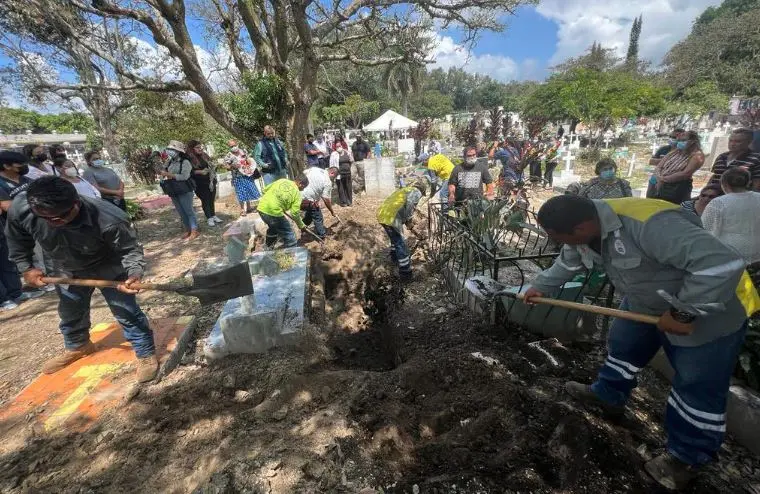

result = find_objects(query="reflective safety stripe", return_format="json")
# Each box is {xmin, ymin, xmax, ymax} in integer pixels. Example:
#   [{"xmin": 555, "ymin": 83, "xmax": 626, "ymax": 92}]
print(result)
[
  {"xmin": 692, "ymin": 259, "xmax": 746, "ymax": 277},
  {"xmin": 668, "ymin": 397, "xmax": 727, "ymax": 432},
  {"xmin": 736, "ymin": 270, "xmax": 760, "ymax": 317},
  {"xmin": 398, "ymin": 257, "xmax": 411, "ymax": 267},
  {"xmin": 604, "ymin": 197, "xmax": 679, "ymax": 221},
  {"xmin": 556, "ymin": 258, "xmax": 584, "ymax": 272},
  {"xmin": 670, "ymin": 391, "xmax": 726, "ymax": 422},
  {"xmin": 607, "ymin": 355, "xmax": 641, "ymax": 373},
  {"xmin": 604, "ymin": 361, "xmax": 635, "ymax": 380}
]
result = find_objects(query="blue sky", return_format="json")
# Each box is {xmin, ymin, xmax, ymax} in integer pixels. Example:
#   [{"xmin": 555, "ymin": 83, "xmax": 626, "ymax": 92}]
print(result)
[
  {"xmin": 432, "ymin": 0, "xmax": 723, "ymax": 82},
  {"xmin": 2, "ymin": 0, "xmax": 724, "ymax": 109}
]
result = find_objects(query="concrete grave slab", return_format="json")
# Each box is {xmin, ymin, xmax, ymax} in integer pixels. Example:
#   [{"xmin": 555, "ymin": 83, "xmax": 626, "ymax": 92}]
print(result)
[{"xmin": 204, "ymin": 247, "xmax": 310, "ymax": 359}]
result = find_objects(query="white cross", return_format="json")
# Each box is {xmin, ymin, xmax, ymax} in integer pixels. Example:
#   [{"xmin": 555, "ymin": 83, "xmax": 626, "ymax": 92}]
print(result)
[
  {"xmin": 603, "ymin": 136, "xmax": 612, "ymax": 148},
  {"xmin": 563, "ymin": 151, "xmax": 575, "ymax": 171},
  {"xmin": 568, "ymin": 133, "xmax": 577, "ymax": 143},
  {"xmin": 651, "ymin": 141, "xmax": 658, "ymax": 156}
]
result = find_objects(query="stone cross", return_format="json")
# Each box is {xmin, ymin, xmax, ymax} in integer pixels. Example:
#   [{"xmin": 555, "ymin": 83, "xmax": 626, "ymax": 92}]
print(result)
[
  {"xmin": 603, "ymin": 136, "xmax": 612, "ymax": 148},
  {"xmin": 568, "ymin": 133, "xmax": 577, "ymax": 143},
  {"xmin": 563, "ymin": 151, "xmax": 575, "ymax": 171}
]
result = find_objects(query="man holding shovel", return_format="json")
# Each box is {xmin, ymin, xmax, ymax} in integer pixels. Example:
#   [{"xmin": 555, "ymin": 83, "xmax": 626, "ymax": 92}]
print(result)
[
  {"xmin": 301, "ymin": 161, "xmax": 338, "ymax": 239},
  {"xmin": 377, "ymin": 180, "xmax": 427, "ymax": 281},
  {"xmin": 5, "ymin": 176, "xmax": 158, "ymax": 383},
  {"xmin": 257, "ymin": 175, "xmax": 309, "ymax": 248},
  {"xmin": 524, "ymin": 195, "xmax": 760, "ymax": 490}
]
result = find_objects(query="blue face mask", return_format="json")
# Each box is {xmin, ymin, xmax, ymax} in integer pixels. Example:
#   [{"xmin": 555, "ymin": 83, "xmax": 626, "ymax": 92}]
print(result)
[
  {"xmin": 599, "ymin": 169, "xmax": 615, "ymax": 180},
  {"xmin": 676, "ymin": 141, "xmax": 688, "ymax": 150},
  {"xmin": 91, "ymin": 159, "xmax": 105, "ymax": 167}
]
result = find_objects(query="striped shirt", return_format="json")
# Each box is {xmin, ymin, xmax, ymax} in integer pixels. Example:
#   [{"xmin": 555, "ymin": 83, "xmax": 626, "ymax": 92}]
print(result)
[{"xmin": 709, "ymin": 151, "xmax": 760, "ymax": 186}]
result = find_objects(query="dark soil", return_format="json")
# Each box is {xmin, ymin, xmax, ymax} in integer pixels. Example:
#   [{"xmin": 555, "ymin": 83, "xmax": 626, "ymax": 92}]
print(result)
[{"xmin": 1, "ymin": 196, "xmax": 758, "ymax": 493}]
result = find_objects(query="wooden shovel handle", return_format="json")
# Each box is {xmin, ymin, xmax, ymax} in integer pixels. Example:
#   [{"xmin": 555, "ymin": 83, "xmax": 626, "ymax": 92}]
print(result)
[
  {"xmin": 515, "ymin": 293, "xmax": 661, "ymax": 325},
  {"xmin": 41, "ymin": 277, "xmax": 163, "ymax": 291}
]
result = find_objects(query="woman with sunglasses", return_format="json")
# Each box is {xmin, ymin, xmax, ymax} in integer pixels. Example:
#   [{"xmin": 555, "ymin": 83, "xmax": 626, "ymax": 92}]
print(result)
[{"xmin": 679, "ymin": 184, "xmax": 723, "ymax": 216}]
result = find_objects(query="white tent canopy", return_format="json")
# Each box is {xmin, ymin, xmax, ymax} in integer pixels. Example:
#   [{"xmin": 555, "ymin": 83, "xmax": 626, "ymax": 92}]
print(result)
[{"xmin": 363, "ymin": 110, "xmax": 418, "ymax": 132}]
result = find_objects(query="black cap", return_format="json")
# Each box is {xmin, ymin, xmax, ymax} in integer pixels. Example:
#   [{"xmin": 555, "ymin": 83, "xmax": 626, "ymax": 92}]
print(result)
[{"xmin": 0, "ymin": 150, "xmax": 29, "ymax": 166}]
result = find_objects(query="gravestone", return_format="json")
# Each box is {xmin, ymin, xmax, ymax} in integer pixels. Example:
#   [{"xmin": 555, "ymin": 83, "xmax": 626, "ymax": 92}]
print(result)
[
  {"xmin": 553, "ymin": 150, "xmax": 580, "ymax": 187},
  {"xmin": 706, "ymin": 135, "xmax": 729, "ymax": 169},
  {"xmin": 364, "ymin": 157, "xmax": 397, "ymax": 196}
]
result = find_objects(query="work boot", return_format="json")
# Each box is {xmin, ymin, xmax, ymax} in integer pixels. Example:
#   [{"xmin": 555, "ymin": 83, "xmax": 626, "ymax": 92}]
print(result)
[
  {"xmin": 565, "ymin": 381, "xmax": 625, "ymax": 418},
  {"xmin": 136, "ymin": 355, "xmax": 159, "ymax": 383},
  {"xmin": 644, "ymin": 453, "xmax": 698, "ymax": 490},
  {"xmin": 42, "ymin": 341, "xmax": 96, "ymax": 374}
]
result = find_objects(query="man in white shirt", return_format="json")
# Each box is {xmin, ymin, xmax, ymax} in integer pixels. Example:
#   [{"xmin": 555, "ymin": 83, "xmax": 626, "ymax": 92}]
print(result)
[
  {"xmin": 314, "ymin": 134, "xmax": 329, "ymax": 169},
  {"xmin": 301, "ymin": 163, "xmax": 338, "ymax": 238}
]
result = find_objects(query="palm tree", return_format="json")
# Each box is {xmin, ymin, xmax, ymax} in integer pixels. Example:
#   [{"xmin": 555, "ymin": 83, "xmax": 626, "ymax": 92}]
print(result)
[{"xmin": 384, "ymin": 60, "xmax": 424, "ymax": 115}]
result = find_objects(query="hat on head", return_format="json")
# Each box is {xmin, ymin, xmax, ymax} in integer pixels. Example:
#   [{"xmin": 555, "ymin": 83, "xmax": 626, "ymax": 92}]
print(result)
[
  {"xmin": 167, "ymin": 140, "xmax": 185, "ymax": 153},
  {"xmin": 0, "ymin": 150, "xmax": 29, "ymax": 166}
]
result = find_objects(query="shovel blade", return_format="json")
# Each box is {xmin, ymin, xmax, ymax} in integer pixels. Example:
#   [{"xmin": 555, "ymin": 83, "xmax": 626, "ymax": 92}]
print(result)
[
  {"xmin": 464, "ymin": 275, "xmax": 508, "ymax": 301},
  {"xmin": 182, "ymin": 262, "xmax": 254, "ymax": 305}
]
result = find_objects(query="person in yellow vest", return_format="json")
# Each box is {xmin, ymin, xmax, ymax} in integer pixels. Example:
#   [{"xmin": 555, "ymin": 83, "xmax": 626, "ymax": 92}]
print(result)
[
  {"xmin": 257, "ymin": 176, "xmax": 308, "ymax": 248},
  {"xmin": 377, "ymin": 180, "xmax": 427, "ymax": 280},
  {"xmin": 424, "ymin": 153, "xmax": 455, "ymax": 207},
  {"xmin": 525, "ymin": 194, "xmax": 760, "ymax": 490}
]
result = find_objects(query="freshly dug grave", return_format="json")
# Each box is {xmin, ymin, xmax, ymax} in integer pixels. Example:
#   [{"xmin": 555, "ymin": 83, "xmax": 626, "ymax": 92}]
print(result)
[{"xmin": 1, "ymin": 198, "xmax": 758, "ymax": 494}]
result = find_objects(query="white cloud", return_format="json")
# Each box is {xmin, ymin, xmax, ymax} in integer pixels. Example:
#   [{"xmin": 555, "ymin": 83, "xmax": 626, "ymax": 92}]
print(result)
[
  {"xmin": 430, "ymin": 34, "xmax": 539, "ymax": 81},
  {"xmin": 535, "ymin": 0, "xmax": 722, "ymax": 67}
]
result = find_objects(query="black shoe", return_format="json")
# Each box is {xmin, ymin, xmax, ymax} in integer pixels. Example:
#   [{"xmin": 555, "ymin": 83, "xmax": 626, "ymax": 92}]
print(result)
[
  {"xmin": 565, "ymin": 381, "xmax": 625, "ymax": 418},
  {"xmin": 644, "ymin": 453, "xmax": 698, "ymax": 490}
]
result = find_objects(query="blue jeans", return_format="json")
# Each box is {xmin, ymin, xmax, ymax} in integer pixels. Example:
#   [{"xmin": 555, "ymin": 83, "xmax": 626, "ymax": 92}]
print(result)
[
  {"xmin": 259, "ymin": 212, "xmax": 297, "ymax": 248},
  {"xmin": 303, "ymin": 207, "xmax": 325, "ymax": 237},
  {"xmin": 0, "ymin": 234, "xmax": 22, "ymax": 304},
  {"xmin": 382, "ymin": 224, "xmax": 411, "ymax": 277},
  {"xmin": 57, "ymin": 275, "xmax": 155, "ymax": 357},
  {"xmin": 262, "ymin": 170, "xmax": 288, "ymax": 186},
  {"xmin": 170, "ymin": 192, "xmax": 198, "ymax": 231},
  {"xmin": 590, "ymin": 299, "xmax": 746, "ymax": 466}
]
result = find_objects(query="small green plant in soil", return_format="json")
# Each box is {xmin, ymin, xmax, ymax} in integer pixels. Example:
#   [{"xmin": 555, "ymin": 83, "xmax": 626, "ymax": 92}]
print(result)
[{"xmin": 125, "ymin": 199, "xmax": 146, "ymax": 221}]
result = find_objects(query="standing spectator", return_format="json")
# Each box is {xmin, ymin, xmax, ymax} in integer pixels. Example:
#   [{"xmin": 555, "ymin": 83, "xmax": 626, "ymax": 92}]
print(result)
[
  {"xmin": 304, "ymin": 134, "xmax": 323, "ymax": 169},
  {"xmin": 6, "ymin": 177, "xmax": 158, "ymax": 383},
  {"xmin": 257, "ymin": 176, "xmax": 309, "ymax": 249},
  {"xmin": 708, "ymin": 128, "xmax": 760, "ymax": 191},
  {"xmin": 557, "ymin": 125, "xmax": 565, "ymax": 140},
  {"xmin": 351, "ymin": 134, "xmax": 371, "ymax": 162},
  {"xmin": 83, "ymin": 150, "xmax": 126, "ymax": 210},
  {"xmin": 647, "ymin": 130, "xmax": 705, "ymax": 204},
  {"xmin": 0, "ymin": 151, "xmax": 43, "ymax": 311},
  {"xmin": 301, "ymin": 162, "xmax": 338, "ymax": 239},
  {"xmin": 186, "ymin": 140, "xmax": 222, "ymax": 227},
  {"xmin": 254, "ymin": 125, "xmax": 289, "ymax": 185},
  {"xmin": 374, "ymin": 140, "xmax": 382, "ymax": 159},
  {"xmin": 21, "ymin": 144, "xmax": 54, "ymax": 179},
  {"xmin": 567, "ymin": 158, "xmax": 632, "ymax": 199},
  {"xmin": 702, "ymin": 168, "xmax": 760, "ymax": 283},
  {"xmin": 224, "ymin": 141, "xmax": 261, "ymax": 217},
  {"xmin": 159, "ymin": 141, "xmax": 199, "ymax": 241},
  {"xmin": 52, "ymin": 159, "xmax": 101, "ymax": 199},
  {"xmin": 680, "ymin": 184, "xmax": 723, "ymax": 216},
  {"xmin": 350, "ymin": 134, "xmax": 370, "ymax": 195},
  {"xmin": 330, "ymin": 143, "xmax": 354, "ymax": 206},
  {"xmin": 448, "ymin": 147, "xmax": 494, "ymax": 205},
  {"xmin": 543, "ymin": 140, "xmax": 560, "ymax": 187},
  {"xmin": 649, "ymin": 128, "xmax": 685, "ymax": 167},
  {"xmin": 332, "ymin": 132, "xmax": 348, "ymax": 152},
  {"xmin": 314, "ymin": 133, "xmax": 329, "ymax": 168},
  {"xmin": 428, "ymin": 139, "xmax": 442, "ymax": 155},
  {"xmin": 49, "ymin": 144, "xmax": 68, "ymax": 161}
]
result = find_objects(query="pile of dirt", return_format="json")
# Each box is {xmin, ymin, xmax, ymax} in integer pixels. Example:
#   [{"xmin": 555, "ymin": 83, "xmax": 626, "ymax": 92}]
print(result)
[{"xmin": 2, "ymin": 197, "xmax": 759, "ymax": 494}]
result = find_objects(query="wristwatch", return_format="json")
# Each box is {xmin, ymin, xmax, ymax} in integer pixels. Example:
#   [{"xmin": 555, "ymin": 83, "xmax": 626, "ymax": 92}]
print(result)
[{"xmin": 669, "ymin": 307, "xmax": 696, "ymax": 323}]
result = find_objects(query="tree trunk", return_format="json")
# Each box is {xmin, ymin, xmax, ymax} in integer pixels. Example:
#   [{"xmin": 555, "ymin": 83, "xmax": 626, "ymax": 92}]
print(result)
[
  {"xmin": 286, "ymin": 93, "xmax": 312, "ymax": 176},
  {"xmin": 100, "ymin": 116, "xmax": 120, "ymax": 161},
  {"xmin": 569, "ymin": 118, "xmax": 579, "ymax": 134}
]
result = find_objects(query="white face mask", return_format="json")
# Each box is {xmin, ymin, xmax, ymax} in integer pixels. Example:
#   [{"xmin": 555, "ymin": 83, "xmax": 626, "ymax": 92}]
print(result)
[
  {"xmin": 335, "ymin": 147, "xmax": 343, "ymax": 152},
  {"xmin": 166, "ymin": 149, "xmax": 178, "ymax": 159},
  {"xmin": 465, "ymin": 157, "xmax": 477, "ymax": 165},
  {"xmin": 64, "ymin": 167, "xmax": 79, "ymax": 178}
]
